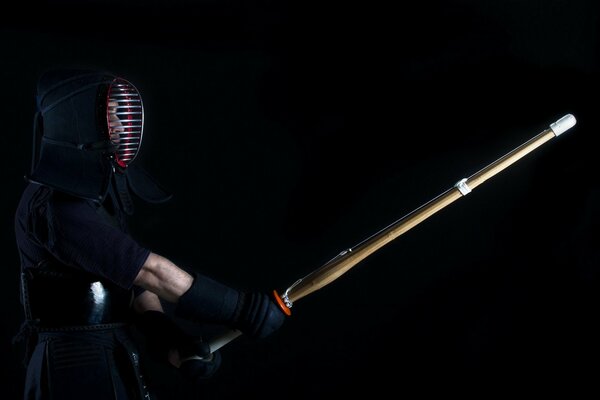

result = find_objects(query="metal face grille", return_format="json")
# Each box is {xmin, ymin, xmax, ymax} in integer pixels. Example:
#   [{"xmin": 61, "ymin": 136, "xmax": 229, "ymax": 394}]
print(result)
[{"xmin": 106, "ymin": 78, "xmax": 144, "ymax": 167}]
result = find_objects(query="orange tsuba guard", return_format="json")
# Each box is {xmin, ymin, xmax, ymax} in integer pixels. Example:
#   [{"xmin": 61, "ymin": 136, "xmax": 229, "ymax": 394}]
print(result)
[{"xmin": 273, "ymin": 290, "xmax": 292, "ymax": 316}]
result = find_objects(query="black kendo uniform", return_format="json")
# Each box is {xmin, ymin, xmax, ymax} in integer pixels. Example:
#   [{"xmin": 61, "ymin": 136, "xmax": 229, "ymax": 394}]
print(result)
[
  {"xmin": 15, "ymin": 181, "xmax": 158, "ymax": 399},
  {"xmin": 14, "ymin": 69, "xmax": 286, "ymax": 400}
]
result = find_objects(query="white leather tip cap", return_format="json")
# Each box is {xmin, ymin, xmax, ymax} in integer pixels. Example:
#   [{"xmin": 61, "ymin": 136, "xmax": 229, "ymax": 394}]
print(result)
[{"xmin": 550, "ymin": 114, "xmax": 576, "ymax": 136}]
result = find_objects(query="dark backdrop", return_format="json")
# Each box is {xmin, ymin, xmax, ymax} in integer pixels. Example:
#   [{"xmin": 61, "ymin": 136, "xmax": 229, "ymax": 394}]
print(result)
[{"xmin": 2, "ymin": 1, "xmax": 599, "ymax": 398}]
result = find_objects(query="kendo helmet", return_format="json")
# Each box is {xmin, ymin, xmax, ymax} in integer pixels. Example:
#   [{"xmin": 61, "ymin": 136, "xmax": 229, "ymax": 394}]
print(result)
[{"xmin": 28, "ymin": 68, "xmax": 171, "ymax": 207}]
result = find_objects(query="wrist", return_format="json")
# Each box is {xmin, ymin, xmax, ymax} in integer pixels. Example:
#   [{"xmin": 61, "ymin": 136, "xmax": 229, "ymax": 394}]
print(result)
[{"xmin": 174, "ymin": 272, "xmax": 240, "ymax": 325}]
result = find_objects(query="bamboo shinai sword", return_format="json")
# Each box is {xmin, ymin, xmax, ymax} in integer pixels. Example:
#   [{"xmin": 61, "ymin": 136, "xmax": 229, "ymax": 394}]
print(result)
[{"xmin": 203, "ymin": 113, "xmax": 577, "ymax": 354}]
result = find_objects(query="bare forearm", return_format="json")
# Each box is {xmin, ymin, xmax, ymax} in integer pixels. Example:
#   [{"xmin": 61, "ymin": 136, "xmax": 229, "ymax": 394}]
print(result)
[
  {"xmin": 136, "ymin": 252, "xmax": 286, "ymax": 341},
  {"xmin": 133, "ymin": 252, "xmax": 193, "ymax": 303},
  {"xmin": 133, "ymin": 289, "xmax": 164, "ymax": 314}
]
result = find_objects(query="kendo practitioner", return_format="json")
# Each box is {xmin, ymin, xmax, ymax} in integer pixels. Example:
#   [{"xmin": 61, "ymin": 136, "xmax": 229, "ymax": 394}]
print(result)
[{"xmin": 13, "ymin": 68, "xmax": 286, "ymax": 400}]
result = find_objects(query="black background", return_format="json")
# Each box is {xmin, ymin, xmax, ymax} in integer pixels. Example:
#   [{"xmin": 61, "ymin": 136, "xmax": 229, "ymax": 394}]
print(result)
[{"xmin": 2, "ymin": 1, "xmax": 599, "ymax": 398}]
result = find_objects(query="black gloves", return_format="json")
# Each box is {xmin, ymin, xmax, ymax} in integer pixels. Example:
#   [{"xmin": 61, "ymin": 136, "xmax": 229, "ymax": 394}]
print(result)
[
  {"xmin": 177, "ymin": 336, "xmax": 222, "ymax": 381},
  {"xmin": 174, "ymin": 272, "xmax": 287, "ymax": 339},
  {"xmin": 134, "ymin": 310, "xmax": 221, "ymax": 380},
  {"xmin": 231, "ymin": 291, "xmax": 286, "ymax": 339}
]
